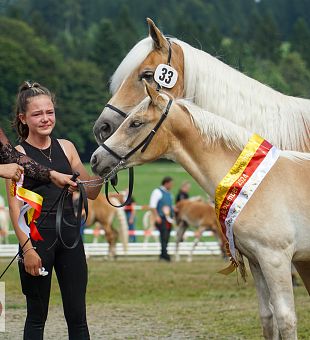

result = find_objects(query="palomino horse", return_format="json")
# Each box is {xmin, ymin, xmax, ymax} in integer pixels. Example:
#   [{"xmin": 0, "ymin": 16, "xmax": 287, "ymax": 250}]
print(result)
[
  {"xmin": 175, "ymin": 199, "xmax": 225, "ymax": 262},
  {"xmin": 73, "ymin": 192, "xmax": 128, "ymax": 258},
  {"xmin": 90, "ymin": 84, "xmax": 310, "ymax": 339},
  {"xmin": 0, "ymin": 204, "xmax": 9, "ymax": 244},
  {"xmin": 142, "ymin": 210, "xmax": 159, "ymax": 244},
  {"xmin": 93, "ymin": 18, "xmax": 310, "ymax": 152}
]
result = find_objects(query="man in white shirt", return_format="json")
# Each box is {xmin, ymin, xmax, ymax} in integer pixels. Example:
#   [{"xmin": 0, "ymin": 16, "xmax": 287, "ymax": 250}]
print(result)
[{"xmin": 149, "ymin": 177, "xmax": 174, "ymax": 261}]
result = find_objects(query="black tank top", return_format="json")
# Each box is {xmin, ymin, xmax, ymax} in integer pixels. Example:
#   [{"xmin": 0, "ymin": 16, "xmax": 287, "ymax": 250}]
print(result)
[{"xmin": 21, "ymin": 138, "xmax": 73, "ymax": 212}]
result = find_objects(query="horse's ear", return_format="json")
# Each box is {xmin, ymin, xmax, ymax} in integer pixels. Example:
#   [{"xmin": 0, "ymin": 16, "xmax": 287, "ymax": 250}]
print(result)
[
  {"xmin": 146, "ymin": 18, "xmax": 169, "ymax": 51},
  {"xmin": 143, "ymin": 80, "xmax": 158, "ymax": 104}
]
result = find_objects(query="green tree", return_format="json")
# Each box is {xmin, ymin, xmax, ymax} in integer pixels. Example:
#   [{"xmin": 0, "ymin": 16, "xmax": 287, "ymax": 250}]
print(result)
[
  {"xmin": 90, "ymin": 19, "xmax": 123, "ymax": 84},
  {"xmin": 55, "ymin": 59, "xmax": 109, "ymax": 160},
  {"xmin": 290, "ymin": 18, "xmax": 310, "ymax": 67},
  {"xmin": 249, "ymin": 12, "xmax": 281, "ymax": 62}
]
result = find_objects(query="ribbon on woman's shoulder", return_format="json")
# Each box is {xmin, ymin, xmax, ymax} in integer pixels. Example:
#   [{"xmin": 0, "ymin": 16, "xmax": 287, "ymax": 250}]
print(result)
[
  {"xmin": 10, "ymin": 174, "xmax": 43, "ymax": 241},
  {"xmin": 215, "ymin": 134, "xmax": 280, "ymax": 274}
]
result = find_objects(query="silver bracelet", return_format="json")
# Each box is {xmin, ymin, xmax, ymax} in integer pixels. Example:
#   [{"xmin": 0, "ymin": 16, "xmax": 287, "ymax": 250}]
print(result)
[{"xmin": 23, "ymin": 246, "xmax": 37, "ymax": 256}]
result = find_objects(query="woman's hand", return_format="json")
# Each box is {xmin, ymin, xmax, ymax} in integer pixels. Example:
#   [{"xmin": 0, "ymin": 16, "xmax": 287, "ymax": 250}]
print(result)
[
  {"xmin": 49, "ymin": 170, "xmax": 77, "ymax": 190},
  {"xmin": 0, "ymin": 163, "xmax": 24, "ymax": 181},
  {"xmin": 23, "ymin": 248, "xmax": 42, "ymax": 276}
]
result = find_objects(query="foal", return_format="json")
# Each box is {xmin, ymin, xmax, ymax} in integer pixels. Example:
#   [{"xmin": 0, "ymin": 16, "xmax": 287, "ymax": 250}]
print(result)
[
  {"xmin": 91, "ymin": 84, "xmax": 310, "ymax": 339},
  {"xmin": 175, "ymin": 199, "xmax": 225, "ymax": 262}
]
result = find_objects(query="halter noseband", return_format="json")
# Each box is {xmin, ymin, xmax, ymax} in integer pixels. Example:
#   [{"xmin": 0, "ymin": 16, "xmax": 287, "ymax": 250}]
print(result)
[{"xmin": 101, "ymin": 99, "xmax": 172, "ymax": 162}]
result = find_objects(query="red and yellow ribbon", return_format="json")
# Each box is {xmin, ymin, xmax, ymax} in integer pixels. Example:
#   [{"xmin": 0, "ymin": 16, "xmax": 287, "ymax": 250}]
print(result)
[
  {"xmin": 215, "ymin": 134, "xmax": 280, "ymax": 274},
  {"xmin": 10, "ymin": 176, "xmax": 44, "ymax": 241}
]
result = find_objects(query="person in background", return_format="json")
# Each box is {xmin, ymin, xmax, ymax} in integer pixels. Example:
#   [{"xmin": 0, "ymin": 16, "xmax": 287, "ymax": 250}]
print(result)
[
  {"xmin": 0, "ymin": 194, "xmax": 9, "ymax": 244},
  {"xmin": 0, "ymin": 127, "xmax": 76, "ymax": 186},
  {"xmin": 6, "ymin": 81, "xmax": 102, "ymax": 340},
  {"xmin": 124, "ymin": 190, "xmax": 136, "ymax": 242},
  {"xmin": 149, "ymin": 176, "xmax": 174, "ymax": 262},
  {"xmin": 175, "ymin": 181, "xmax": 191, "ymax": 203}
]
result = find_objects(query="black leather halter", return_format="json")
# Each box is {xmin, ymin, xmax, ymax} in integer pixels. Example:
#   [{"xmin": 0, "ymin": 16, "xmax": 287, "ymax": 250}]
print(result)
[
  {"xmin": 102, "ymin": 99, "xmax": 172, "ymax": 161},
  {"xmin": 102, "ymin": 99, "xmax": 173, "ymax": 207}
]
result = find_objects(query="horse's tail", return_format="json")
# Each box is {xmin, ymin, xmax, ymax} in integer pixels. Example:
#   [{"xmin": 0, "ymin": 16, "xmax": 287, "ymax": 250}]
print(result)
[
  {"xmin": 109, "ymin": 197, "xmax": 128, "ymax": 252},
  {"xmin": 235, "ymin": 248, "xmax": 247, "ymax": 282}
]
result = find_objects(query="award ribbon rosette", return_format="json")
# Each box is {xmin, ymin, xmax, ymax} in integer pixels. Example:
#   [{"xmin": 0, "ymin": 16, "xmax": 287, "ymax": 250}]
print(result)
[
  {"xmin": 10, "ymin": 174, "xmax": 43, "ymax": 241},
  {"xmin": 215, "ymin": 134, "xmax": 280, "ymax": 274}
]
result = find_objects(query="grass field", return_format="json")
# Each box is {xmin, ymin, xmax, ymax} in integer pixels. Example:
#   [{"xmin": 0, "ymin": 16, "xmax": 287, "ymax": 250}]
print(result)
[{"xmin": 1, "ymin": 256, "xmax": 310, "ymax": 339}]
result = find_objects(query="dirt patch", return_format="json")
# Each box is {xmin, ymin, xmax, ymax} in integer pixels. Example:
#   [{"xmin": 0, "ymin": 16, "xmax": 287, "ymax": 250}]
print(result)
[{"xmin": 4, "ymin": 304, "xmax": 220, "ymax": 340}]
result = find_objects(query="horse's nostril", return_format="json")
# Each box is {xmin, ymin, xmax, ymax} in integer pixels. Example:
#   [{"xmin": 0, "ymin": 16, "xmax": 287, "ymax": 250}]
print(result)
[
  {"xmin": 91, "ymin": 155, "xmax": 97, "ymax": 166},
  {"xmin": 98, "ymin": 123, "xmax": 112, "ymax": 142}
]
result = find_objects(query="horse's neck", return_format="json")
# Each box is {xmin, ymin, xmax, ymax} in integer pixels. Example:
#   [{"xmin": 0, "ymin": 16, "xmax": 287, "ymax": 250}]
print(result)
[{"xmin": 169, "ymin": 118, "xmax": 239, "ymax": 197}]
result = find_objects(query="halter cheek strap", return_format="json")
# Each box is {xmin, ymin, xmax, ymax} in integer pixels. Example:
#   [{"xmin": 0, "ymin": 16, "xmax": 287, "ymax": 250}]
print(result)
[{"xmin": 101, "ymin": 99, "xmax": 173, "ymax": 207}]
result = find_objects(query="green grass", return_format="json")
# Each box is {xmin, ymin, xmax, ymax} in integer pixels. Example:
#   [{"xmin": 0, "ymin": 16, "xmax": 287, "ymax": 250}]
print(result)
[{"xmin": 2, "ymin": 256, "xmax": 310, "ymax": 339}]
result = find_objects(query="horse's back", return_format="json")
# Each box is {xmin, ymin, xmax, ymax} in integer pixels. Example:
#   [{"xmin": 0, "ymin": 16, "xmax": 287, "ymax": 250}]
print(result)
[{"xmin": 176, "ymin": 200, "xmax": 217, "ymax": 226}]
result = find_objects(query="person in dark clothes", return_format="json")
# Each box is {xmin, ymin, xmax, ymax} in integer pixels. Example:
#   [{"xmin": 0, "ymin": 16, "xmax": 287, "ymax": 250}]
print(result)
[
  {"xmin": 149, "ymin": 176, "xmax": 174, "ymax": 262},
  {"xmin": 6, "ymin": 81, "xmax": 102, "ymax": 340},
  {"xmin": 124, "ymin": 191, "xmax": 136, "ymax": 242},
  {"xmin": 0, "ymin": 127, "xmax": 77, "ymax": 186},
  {"xmin": 175, "ymin": 181, "xmax": 191, "ymax": 203}
]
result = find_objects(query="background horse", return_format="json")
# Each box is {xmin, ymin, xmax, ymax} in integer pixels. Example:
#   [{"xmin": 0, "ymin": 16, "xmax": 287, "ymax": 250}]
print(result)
[
  {"xmin": 73, "ymin": 192, "xmax": 128, "ymax": 259},
  {"xmin": 91, "ymin": 84, "xmax": 310, "ymax": 339},
  {"xmin": 142, "ymin": 209, "xmax": 159, "ymax": 245},
  {"xmin": 0, "ymin": 204, "xmax": 9, "ymax": 244},
  {"xmin": 93, "ymin": 18, "xmax": 310, "ymax": 152},
  {"xmin": 175, "ymin": 199, "xmax": 225, "ymax": 262}
]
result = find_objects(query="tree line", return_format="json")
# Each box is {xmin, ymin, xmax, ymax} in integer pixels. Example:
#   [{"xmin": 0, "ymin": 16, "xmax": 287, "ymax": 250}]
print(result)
[{"xmin": 1, "ymin": 0, "xmax": 310, "ymax": 160}]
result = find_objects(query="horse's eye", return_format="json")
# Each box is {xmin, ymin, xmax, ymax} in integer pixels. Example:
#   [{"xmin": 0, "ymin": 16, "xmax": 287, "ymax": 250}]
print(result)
[
  {"xmin": 140, "ymin": 71, "xmax": 154, "ymax": 81},
  {"xmin": 129, "ymin": 120, "xmax": 143, "ymax": 128}
]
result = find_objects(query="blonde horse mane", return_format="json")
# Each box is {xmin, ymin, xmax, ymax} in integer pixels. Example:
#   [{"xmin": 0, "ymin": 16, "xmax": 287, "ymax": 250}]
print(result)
[
  {"xmin": 111, "ymin": 35, "xmax": 310, "ymax": 151},
  {"xmin": 177, "ymin": 98, "xmax": 310, "ymax": 161}
]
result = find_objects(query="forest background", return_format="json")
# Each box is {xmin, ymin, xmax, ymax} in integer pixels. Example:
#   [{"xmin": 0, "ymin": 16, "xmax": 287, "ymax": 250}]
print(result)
[{"xmin": 1, "ymin": 0, "xmax": 310, "ymax": 161}]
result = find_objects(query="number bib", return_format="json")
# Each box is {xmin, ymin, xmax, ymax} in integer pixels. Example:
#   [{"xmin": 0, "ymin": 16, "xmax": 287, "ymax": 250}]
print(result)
[{"xmin": 154, "ymin": 64, "xmax": 178, "ymax": 89}]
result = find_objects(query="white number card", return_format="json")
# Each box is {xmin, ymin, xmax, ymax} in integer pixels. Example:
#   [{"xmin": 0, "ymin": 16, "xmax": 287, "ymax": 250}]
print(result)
[{"xmin": 154, "ymin": 64, "xmax": 178, "ymax": 89}]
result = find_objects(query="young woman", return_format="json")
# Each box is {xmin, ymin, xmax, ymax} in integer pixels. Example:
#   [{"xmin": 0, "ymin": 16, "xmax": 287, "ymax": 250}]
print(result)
[
  {"xmin": 6, "ymin": 81, "xmax": 102, "ymax": 339},
  {"xmin": 0, "ymin": 127, "xmax": 77, "ymax": 186}
]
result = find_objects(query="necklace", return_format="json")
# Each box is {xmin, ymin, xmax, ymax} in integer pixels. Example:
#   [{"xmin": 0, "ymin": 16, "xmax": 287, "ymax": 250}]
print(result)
[{"xmin": 39, "ymin": 143, "xmax": 52, "ymax": 162}]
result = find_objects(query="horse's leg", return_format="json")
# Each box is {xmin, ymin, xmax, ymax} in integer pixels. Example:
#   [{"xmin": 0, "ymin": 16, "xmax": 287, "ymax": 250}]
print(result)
[
  {"xmin": 188, "ymin": 226, "xmax": 204, "ymax": 262},
  {"xmin": 103, "ymin": 224, "xmax": 117, "ymax": 259},
  {"xmin": 257, "ymin": 252, "xmax": 297, "ymax": 340},
  {"xmin": 175, "ymin": 221, "xmax": 187, "ymax": 262},
  {"xmin": 92, "ymin": 222, "xmax": 101, "ymax": 243},
  {"xmin": 293, "ymin": 261, "xmax": 310, "ymax": 294},
  {"xmin": 248, "ymin": 260, "xmax": 280, "ymax": 340}
]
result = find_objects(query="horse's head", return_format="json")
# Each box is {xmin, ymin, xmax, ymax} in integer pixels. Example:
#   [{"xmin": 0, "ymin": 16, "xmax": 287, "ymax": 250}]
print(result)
[
  {"xmin": 90, "ymin": 82, "xmax": 181, "ymax": 178},
  {"xmin": 93, "ymin": 18, "xmax": 184, "ymax": 145}
]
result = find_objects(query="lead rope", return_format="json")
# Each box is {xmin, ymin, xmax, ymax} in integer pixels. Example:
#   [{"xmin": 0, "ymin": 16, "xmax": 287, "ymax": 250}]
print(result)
[{"xmin": 48, "ymin": 176, "xmax": 88, "ymax": 250}]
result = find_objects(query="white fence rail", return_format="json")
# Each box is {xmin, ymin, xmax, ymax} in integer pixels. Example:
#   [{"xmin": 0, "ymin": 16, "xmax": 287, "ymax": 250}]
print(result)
[{"xmin": 0, "ymin": 241, "xmax": 221, "ymax": 257}]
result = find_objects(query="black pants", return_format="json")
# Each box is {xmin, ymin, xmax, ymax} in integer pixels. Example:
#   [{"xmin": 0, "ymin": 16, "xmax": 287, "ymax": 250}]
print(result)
[
  {"xmin": 156, "ymin": 220, "xmax": 171, "ymax": 259},
  {"xmin": 19, "ymin": 222, "xmax": 89, "ymax": 340}
]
